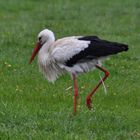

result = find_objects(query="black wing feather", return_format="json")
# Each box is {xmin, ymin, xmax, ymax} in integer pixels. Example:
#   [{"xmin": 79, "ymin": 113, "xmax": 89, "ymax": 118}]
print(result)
[{"xmin": 65, "ymin": 36, "xmax": 128, "ymax": 67}]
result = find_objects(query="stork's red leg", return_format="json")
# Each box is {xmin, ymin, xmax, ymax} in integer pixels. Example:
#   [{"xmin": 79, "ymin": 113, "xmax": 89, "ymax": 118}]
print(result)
[
  {"xmin": 72, "ymin": 74, "xmax": 78, "ymax": 114},
  {"xmin": 86, "ymin": 65, "xmax": 110, "ymax": 109}
]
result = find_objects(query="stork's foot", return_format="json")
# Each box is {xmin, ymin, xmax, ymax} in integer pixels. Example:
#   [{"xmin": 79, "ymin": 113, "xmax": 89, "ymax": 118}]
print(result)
[{"xmin": 86, "ymin": 96, "xmax": 92, "ymax": 110}]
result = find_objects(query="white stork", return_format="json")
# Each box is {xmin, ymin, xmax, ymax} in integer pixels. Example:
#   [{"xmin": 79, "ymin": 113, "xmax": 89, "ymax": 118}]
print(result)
[{"xmin": 29, "ymin": 29, "xmax": 128, "ymax": 113}]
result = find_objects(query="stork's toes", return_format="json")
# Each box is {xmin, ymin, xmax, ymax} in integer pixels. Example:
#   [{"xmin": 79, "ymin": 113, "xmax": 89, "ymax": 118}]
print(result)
[{"xmin": 86, "ymin": 96, "xmax": 92, "ymax": 110}]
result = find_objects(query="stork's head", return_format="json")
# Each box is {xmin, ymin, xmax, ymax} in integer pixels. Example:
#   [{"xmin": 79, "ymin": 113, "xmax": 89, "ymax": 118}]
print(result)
[{"xmin": 29, "ymin": 29, "xmax": 55, "ymax": 64}]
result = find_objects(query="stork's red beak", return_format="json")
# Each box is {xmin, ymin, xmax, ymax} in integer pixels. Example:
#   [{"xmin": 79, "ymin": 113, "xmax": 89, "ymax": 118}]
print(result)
[{"xmin": 29, "ymin": 42, "xmax": 41, "ymax": 64}]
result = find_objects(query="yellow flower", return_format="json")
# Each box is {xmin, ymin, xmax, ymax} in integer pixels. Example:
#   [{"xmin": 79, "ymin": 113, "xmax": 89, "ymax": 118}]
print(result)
[{"xmin": 8, "ymin": 64, "xmax": 11, "ymax": 67}]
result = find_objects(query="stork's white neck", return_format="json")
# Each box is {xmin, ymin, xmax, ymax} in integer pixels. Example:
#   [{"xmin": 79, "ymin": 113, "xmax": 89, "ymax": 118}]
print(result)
[{"xmin": 38, "ymin": 39, "xmax": 54, "ymax": 66}]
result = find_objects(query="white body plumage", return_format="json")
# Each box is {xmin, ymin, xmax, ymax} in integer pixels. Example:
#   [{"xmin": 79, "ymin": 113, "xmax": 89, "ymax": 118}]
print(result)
[{"xmin": 37, "ymin": 29, "xmax": 100, "ymax": 83}]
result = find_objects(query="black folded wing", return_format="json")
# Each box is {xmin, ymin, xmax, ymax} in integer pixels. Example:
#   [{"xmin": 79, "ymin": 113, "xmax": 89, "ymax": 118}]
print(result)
[{"xmin": 65, "ymin": 36, "xmax": 128, "ymax": 67}]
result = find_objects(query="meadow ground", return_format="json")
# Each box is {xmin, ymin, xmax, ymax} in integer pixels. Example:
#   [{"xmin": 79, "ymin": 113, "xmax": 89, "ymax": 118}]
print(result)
[{"xmin": 0, "ymin": 0, "xmax": 140, "ymax": 139}]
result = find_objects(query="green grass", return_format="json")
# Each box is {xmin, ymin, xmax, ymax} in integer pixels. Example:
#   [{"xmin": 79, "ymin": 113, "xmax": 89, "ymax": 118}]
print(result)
[{"xmin": 0, "ymin": 0, "xmax": 140, "ymax": 139}]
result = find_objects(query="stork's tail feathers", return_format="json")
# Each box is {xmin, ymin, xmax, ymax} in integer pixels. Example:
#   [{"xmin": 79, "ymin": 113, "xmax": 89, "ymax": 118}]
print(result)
[
  {"xmin": 123, "ymin": 44, "xmax": 129, "ymax": 51},
  {"xmin": 111, "ymin": 42, "xmax": 128, "ymax": 53}
]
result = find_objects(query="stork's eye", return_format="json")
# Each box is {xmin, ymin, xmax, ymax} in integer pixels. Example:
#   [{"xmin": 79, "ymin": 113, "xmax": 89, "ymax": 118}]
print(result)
[{"xmin": 39, "ymin": 37, "xmax": 42, "ymax": 41}]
